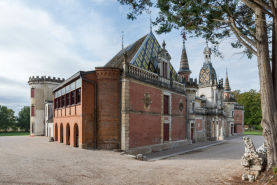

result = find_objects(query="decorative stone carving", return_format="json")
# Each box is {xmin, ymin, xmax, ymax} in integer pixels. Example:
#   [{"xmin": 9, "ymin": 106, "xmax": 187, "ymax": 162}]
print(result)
[
  {"xmin": 143, "ymin": 92, "xmax": 152, "ymax": 111},
  {"xmin": 179, "ymin": 100, "xmax": 184, "ymax": 113},
  {"xmin": 241, "ymin": 137, "xmax": 266, "ymax": 182}
]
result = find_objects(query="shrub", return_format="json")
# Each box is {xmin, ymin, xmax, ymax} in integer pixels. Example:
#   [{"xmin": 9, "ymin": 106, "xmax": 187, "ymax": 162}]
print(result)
[{"xmin": 255, "ymin": 125, "xmax": 263, "ymax": 130}]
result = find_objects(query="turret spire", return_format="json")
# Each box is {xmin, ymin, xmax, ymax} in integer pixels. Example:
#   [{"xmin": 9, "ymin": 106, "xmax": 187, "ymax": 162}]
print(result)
[
  {"xmin": 224, "ymin": 68, "xmax": 231, "ymax": 92},
  {"xmin": 179, "ymin": 39, "xmax": 190, "ymax": 72}
]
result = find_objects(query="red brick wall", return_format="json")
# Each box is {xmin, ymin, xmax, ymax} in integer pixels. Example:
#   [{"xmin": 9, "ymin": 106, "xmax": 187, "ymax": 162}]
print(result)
[
  {"xmin": 128, "ymin": 81, "xmax": 187, "ymax": 147},
  {"xmin": 129, "ymin": 114, "xmax": 161, "ymax": 148},
  {"xmin": 171, "ymin": 93, "xmax": 186, "ymax": 141},
  {"xmin": 235, "ymin": 125, "xmax": 243, "ymax": 133},
  {"xmin": 96, "ymin": 67, "xmax": 121, "ymax": 150},
  {"xmin": 129, "ymin": 82, "xmax": 162, "ymax": 148},
  {"xmin": 171, "ymin": 117, "xmax": 186, "ymax": 141},
  {"xmin": 171, "ymin": 94, "xmax": 186, "ymax": 115},
  {"xmin": 195, "ymin": 119, "xmax": 202, "ymax": 131},
  {"xmin": 234, "ymin": 110, "xmax": 243, "ymax": 125},
  {"xmin": 129, "ymin": 82, "xmax": 161, "ymax": 112},
  {"xmin": 81, "ymin": 73, "xmax": 97, "ymax": 148}
]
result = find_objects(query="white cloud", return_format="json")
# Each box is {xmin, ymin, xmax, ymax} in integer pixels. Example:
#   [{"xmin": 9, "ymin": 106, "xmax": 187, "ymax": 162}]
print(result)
[{"xmin": 0, "ymin": 0, "xmax": 105, "ymax": 114}]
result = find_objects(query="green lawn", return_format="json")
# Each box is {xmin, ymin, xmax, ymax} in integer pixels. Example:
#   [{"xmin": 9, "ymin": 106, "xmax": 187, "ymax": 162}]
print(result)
[
  {"xmin": 244, "ymin": 130, "xmax": 263, "ymax": 136},
  {"xmin": 0, "ymin": 132, "xmax": 30, "ymax": 137}
]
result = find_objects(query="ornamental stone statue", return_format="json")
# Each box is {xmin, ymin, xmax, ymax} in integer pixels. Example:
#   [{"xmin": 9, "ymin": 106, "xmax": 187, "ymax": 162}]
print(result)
[{"xmin": 241, "ymin": 137, "xmax": 266, "ymax": 182}]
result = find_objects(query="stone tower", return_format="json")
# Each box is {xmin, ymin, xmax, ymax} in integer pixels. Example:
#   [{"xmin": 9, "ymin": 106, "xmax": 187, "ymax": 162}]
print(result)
[
  {"xmin": 28, "ymin": 76, "xmax": 64, "ymax": 136},
  {"xmin": 178, "ymin": 40, "xmax": 191, "ymax": 82}
]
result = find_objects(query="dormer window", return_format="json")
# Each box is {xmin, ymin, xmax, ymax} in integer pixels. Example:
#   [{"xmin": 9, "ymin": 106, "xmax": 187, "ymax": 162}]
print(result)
[{"xmin": 163, "ymin": 62, "xmax": 168, "ymax": 78}]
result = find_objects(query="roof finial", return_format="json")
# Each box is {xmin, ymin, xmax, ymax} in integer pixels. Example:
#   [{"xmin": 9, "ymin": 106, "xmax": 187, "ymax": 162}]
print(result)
[
  {"xmin": 162, "ymin": 40, "xmax": 166, "ymax": 50},
  {"xmin": 226, "ymin": 67, "xmax": 228, "ymax": 77},
  {"xmin": 150, "ymin": 11, "xmax": 152, "ymax": 32},
  {"xmin": 121, "ymin": 31, "xmax": 124, "ymax": 50},
  {"xmin": 183, "ymin": 39, "xmax": 185, "ymax": 49},
  {"xmin": 206, "ymin": 40, "xmax": 208, "ymax": 47}
]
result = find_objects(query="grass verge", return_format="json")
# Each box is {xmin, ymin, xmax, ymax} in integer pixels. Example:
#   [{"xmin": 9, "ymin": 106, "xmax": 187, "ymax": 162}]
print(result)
[
  {"xmin": 0, "ymin": 132, "xmax": 30, "ymax": 137},
  {"xmin": 243, "ymin": 130, "xmax": 263, "ymax": 135}
]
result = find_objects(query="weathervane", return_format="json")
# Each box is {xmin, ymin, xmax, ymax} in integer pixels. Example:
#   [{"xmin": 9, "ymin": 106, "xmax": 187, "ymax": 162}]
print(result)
[
  {"xmin": 150, "ymin": 11, "xmax": 152, "ymax": 31},
  {"xmin": 121, "ymin": 31, "xmax": 125, "ymax": 50}
]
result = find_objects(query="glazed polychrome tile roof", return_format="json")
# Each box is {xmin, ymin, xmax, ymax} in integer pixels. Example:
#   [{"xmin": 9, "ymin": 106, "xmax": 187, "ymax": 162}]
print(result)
[
  {"xmin": 199, "ymin": 63, "xmax": 217, "ymax": 84},
  {"xmin": 179, "ymin": 41, "xmax": 190, "ymax": 72},
  {"xmin": 105, "ymin": 31, "xmax": 180, "ymax": 82},
  {"xmin": 224, "ymin": 73, "xmax": 231, "ymax": 92}
]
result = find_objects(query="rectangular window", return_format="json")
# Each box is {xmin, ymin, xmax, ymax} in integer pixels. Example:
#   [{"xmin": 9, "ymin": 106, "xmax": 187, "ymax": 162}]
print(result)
[
  {"xmin": 232, "ymin": 111, "xmax": 234, "ymax": 117},
  {"xmin": 31, "ymin": 106, "xmax": 35, "ymax": 116},
  {"xmin": 71, "ymin": 91, "xmax": 75, "ymax": 105},
  {"xmin": 164, "ymin": 95, "xmax": 169, "ymax": 114},
  {"xmin": 77, "ymin": 88, "xmax": 81, "ymax": 103},
  {"xmin": 31, "ymin": 88, "xmax": 35, "ymax": 98},
  {"xmin": 76, "ymin": 79, "xmax": 81, "ymax": 88},
  {"xmin": 62, "ymin": 95, "xmax": 65, "ymax": 107},
  {"xmin": 58, "ymin": 97, "xmax": 61, "ymax": 108},
  {"xmin": 66, "ymin": 94, "xmax": 70, "ymax": 106},
  {"xmin": 55, "ymin": 99, "xmax": 58, "ymax": 109}
]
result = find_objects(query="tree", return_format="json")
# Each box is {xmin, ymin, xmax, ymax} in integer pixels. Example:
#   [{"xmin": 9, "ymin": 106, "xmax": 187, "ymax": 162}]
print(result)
[
  {"xmin": 0, "ymin": 105, "xmax": 16, "ymax": 131},
  {"xmin": 233, "ymin": 89, "xmax": 262, "ymax": 127},
  {"xmin": 118, "ymin": 0, "xmax": 277, "ymax": 168},
  {"xmin": 17, "ymin": 106, "xmax": 30, "ymax": 132}
]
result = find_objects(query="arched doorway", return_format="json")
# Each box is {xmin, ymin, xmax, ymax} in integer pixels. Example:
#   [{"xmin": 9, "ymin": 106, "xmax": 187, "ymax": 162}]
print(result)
[
  {"xmin": 74, "ymin": 124, "xmax": 79, "ymax": 147},
  {"xmin": 66, "ymin": 123, "xmax": 70, "ymax": 145},
  {"xmin": 60, "ymin": 123, "xmax": 63, "ymax": 143},
  {"xmin": 55, "ymin": 123, "xmax": 58, "ymax": 141}
]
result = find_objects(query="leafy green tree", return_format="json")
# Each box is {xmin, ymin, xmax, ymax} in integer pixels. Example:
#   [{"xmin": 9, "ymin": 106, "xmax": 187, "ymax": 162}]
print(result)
[
  {"xmin": 0, "ymin": 105, "xmax": 16, "ymax": 131},
  {"xmin": 118, "ymin": 0, "xmax": 277, "ymax": 167},
  {"xmin": 17, "ymin": 106, "xmax": 30, "ymax": 132},
  {"xmin": 233, "ymin": 89, "xmax": 262, "ymax": 127}
]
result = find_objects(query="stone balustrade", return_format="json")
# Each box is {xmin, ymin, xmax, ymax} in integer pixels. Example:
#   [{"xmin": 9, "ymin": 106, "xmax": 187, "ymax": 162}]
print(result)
[
  {"xmin": 126, "ymin": 63, "xmax": 185, "ymax": 93},
  {"xmin": 128, "ymin": 64, "xmax": 158, "ymax": 83}
]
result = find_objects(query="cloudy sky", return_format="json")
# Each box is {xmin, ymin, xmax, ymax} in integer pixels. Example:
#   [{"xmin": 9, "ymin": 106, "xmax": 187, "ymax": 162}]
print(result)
[{"xmin": 0, "ymin": 0, "xmax": 259, "ymax": 115}]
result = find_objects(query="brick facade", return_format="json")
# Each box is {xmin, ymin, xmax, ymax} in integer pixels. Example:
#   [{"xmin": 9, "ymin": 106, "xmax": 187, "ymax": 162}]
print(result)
[{"xmin": 96, "ymin": 67, "xmax": 121, "ymax": 149}]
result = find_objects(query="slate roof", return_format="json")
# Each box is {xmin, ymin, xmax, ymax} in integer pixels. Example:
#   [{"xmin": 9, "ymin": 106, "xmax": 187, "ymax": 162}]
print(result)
[
  {"xmin": 104, "ymin": 34, "xmax": 148, "ymax": 68},
  {"xmin": 105, "ymin": 31, "xmax": 180, "ymax": 82}
]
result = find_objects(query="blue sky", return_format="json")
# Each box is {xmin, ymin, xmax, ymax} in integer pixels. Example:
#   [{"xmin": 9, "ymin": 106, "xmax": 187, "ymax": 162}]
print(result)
[{"xmin": 0, "ymin": 0, "xmax": 259, "ymax": 115}]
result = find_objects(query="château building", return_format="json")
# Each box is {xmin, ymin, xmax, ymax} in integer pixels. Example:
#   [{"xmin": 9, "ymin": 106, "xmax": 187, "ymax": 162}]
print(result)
[{"xmin": 49, "ymin": 29, "xmax": 243, "ymax": 154}]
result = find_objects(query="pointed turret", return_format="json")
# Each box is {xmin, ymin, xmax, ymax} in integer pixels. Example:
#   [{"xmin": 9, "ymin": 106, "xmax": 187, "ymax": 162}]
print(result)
[
  {"xmin": 224, "ymin": 68, "xmax": 232, "ymax": 99},
  {"xmin": 178, "ymin": 40, "xmax": 191, "ymax": 82},
  {"xmin": 224, "ymin": 71, "xmax": 231, "ymax": 91},
  {"xmin": 198, "ymin": 42, "xmax": 217, "ymax": 86}
]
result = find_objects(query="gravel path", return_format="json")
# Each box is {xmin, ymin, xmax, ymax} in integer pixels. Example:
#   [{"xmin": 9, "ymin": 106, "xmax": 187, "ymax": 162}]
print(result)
[{"xmin": 0, "ymin": 135, "xmax": 264, "ymax": 185}]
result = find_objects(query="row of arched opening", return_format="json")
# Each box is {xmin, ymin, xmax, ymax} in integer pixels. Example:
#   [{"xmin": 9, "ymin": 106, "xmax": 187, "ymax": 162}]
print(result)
[{"xmin": 54, "ymin": 123, "xmax": 79, "ymax": 147}]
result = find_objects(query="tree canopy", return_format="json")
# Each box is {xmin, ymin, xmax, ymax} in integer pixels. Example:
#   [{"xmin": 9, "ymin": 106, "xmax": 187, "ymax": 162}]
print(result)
[
  {"xmin": 17, "ymin": 106, "xmax": 30, "ymax": 132},
  {"xmin": 0, "ymin": 105, "xmax": 16, "ymax": 131},
  {"xmin": 233, "ymin": 89, "xmax": 262, "ymax": 126}
]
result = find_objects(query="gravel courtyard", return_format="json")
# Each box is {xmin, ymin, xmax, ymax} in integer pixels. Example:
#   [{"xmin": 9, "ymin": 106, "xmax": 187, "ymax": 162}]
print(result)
[{"xmin": 0, "ymin": 135, "xmax": 264, "ymax": 185}]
